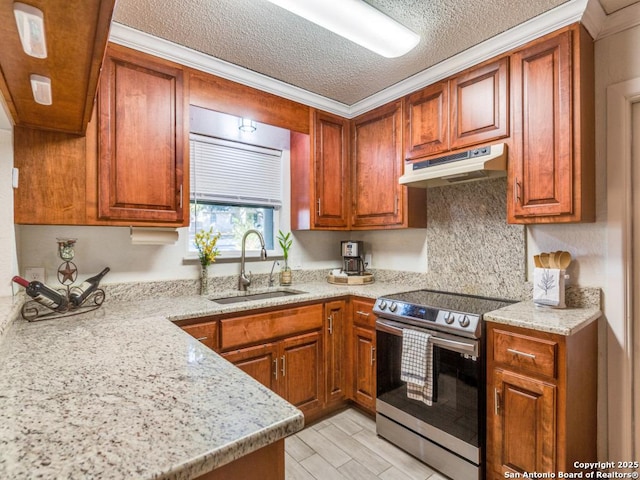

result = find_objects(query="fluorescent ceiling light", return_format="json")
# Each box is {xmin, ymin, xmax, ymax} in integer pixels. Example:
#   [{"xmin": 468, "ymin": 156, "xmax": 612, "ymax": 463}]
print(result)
[
  {"xmin": 13, "ymin": 2, "xmax": 47, "ymax": 58},
  {"xmin": 266, "ymin": 0, "xmax": 420, "ymax": 58},
  {"xmin": 30, "ymin": 74, "xmax": 52, "ymax": 105}
]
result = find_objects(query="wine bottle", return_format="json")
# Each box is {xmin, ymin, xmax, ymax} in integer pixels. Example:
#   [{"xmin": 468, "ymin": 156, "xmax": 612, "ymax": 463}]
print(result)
[
  {"xmin": 12, "ymin": 276, "xmax": 69, "ymax": 312},
  {"xmin": 69, "ymin": 267, "xmax": 110, "ymax": 306}
]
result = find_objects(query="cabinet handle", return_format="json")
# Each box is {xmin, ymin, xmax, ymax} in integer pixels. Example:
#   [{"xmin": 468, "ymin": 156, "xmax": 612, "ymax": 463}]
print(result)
[
  {"xmin": 179, "ymin": 184, "xmax": 183, "ymax": 209},
  {"xmin": 507, "ymin": 348, "xmax": 536, "ymax": 360},
  {"xmin": 317, "ymin": 198, "xmax": 321, "ymax": 216},
  {"xmin": 273, "ymin": 358, "xmax": 278, "ymax": 380},
  {"xmin": 514, "ymin": 178, "xmax": 521, "ymax": 205},
  {"xmin": 328, "ymin": 314, "xmax": 333, "ymax": 334},
  {"xmin": 195, "ymin": 336, "xmax": 207, "ymax": 341},
  {"xmin": 281, "ymin": 355, "xmax": 286, "ymax": 377},
  {"xmin": 356, "ymin": 311, "xmax": 370, "ymax": 317},
  {"xmin": 494, "ymin": 388, "xmax": 501, "ymax": 416},
  {"xmin": 370, "ymin": 346, "xmax": 376, "ymax": 366},
  {"xmin": 394, "ymin": 195, "xmax": 399, "ymax": 216}
]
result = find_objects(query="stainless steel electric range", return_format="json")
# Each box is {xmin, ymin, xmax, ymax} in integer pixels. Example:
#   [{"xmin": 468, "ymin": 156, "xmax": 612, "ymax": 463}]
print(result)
[{"xmin": 373, "ymin": 289, "xmax": 514, "ymax": 480}]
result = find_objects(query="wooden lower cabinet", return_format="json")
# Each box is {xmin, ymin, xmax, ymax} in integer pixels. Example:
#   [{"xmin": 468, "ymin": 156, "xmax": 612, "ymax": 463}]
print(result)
[
  {"xmin": 325, "ymin": 300, "xmax": 347, "ymax": 406},
  {"xmin": 492, "ymin": 368, "xmax": 557, "ymax": 474},
  {"xmin": 486, "ymin": 321, "xmax": 597, "ymax": 478},
  {"xmin": 219, "ymin": 304, "xmax": 325, "ymax": 418},
  {"xmin": 181, "ymin": 320, "xmax": 219, "ymax": 352},
  {"xmin": 352, "ymin": 325, "xmax": 376, "ymax": 412},
  {"xmin": 222, "ymin": 342, "xmax": 278, "ymax": 391},
  {"xmin": 223, "ymin": 332, "xmax": 323, "ymax": 415},
  {"xmin": 350, "ymin": 297, "xmax": 377, "ymax": 413}
]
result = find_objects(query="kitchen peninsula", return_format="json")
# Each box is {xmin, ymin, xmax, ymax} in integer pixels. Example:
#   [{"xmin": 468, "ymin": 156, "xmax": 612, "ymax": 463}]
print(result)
[{"xmin": 0, "ymin": 277, "xmax": 600, "ymax": 479}]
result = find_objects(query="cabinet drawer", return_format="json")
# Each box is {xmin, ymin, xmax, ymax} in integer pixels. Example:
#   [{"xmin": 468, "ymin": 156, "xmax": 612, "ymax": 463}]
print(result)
[
  {"xmin": 182, "ymin": 321, "xmax": 218, "ymax": 351},
  {"xmin": 493, "ymin": 329, "xmax": 557, "ymax": 378},
  {"xmin": 220, "ymin": 304, "xmax": 323, "ymax": 351},
  {"xmin": 351, "ymin": 298, "xmax": 376, "ymax": 328}
]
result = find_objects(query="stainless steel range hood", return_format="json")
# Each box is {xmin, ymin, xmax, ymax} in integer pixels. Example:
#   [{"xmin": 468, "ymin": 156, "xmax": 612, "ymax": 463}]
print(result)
[{"xmin": 399, "ymin": 143, "xmax": 507, "ymax": 188}]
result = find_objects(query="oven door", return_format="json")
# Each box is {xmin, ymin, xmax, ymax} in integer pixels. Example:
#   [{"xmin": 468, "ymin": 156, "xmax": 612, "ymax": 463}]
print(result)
[{"xmin": 375, "ymin": 318, "xmax": 484, "ymax": 469}]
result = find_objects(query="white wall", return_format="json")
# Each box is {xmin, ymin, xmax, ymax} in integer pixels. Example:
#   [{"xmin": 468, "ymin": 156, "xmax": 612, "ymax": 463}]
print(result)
[{"xmin": 0, "ymin": 106, "xmax": 17, "ymax": 298}]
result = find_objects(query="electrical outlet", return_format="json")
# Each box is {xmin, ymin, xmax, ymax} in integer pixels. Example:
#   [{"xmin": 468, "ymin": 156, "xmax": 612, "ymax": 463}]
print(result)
[
  {"xmin": 364, "ymin": 253, "xmax": 372, "ymax": 268},
  {"xmin": 25, "ymin": 267, "xmax": 45, "ymax": 283}
]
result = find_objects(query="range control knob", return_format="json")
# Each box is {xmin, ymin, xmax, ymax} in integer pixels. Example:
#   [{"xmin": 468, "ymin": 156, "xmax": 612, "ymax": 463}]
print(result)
[
  {"xmin": 389, "ymin": 302, "xmax": 398, "ymax": 313},
  {"xmin": 378, "ymin": 300, "xmax": 388, "ymax": 310},
  {"xmin": 459, "ymin": 315, "xmax": 471, "ymax": 328},
  {"xmin": 444, "ymin": 312, "xmax": 455, "ymax": 324}
]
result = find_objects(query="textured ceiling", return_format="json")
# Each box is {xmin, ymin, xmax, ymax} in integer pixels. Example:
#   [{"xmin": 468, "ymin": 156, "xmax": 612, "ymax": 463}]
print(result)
[{"xmin": 113, "ymin": 0, "xmax": 574, "ymax": 105}]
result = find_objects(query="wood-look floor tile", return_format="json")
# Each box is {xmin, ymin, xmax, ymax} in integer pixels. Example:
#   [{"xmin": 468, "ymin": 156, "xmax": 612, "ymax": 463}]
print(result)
[
  {"xmin": 297, "ymin": 426, "xmax": 352, "ymax": 468},
  {"xmin": 317, "ymin": 423, "xmax": 391, "ymax": 475},
  {"xmin": 300, "ymin": 453, "xmax": 348, "ymax": 480},
  {"xmin": 326, "ymin": 410, "xmax": 366, "ymax": 436},
  {"xmin": 338, "ymin": 459, "xmax": 382, "ymax": 480},
  {"xmin": 285, "ymin": 452, "xmax": 316, "ymax": 480},
  {"xmin": 286, "ymin": 434, "xmax": 316, "ymax": 462},
  {"xmin": 352, "ymin": 430, "xmax": 436, "ymax": 480}
]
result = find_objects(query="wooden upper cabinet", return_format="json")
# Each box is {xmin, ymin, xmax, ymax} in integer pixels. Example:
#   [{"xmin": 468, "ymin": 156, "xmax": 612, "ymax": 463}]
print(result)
[
  {"xmin": 404, "ymin": 81, "xmax": 449, "ymax": 160},
  {"xmin": 352, "ymin": 101, "xmax": 426, "ymax": 229},
  {"xmin": 508, "ymin": 25, "xmax": 595, "ymax": 224},
  {"xmin": 291, "ymin": 110, "xmax": 350, "ymax": 230},
  {"xmin": 0, "ymin": 0, "xmax": 115, "ymax": 135},
  {"xmin": 404, "ymin": 56, "xmax": 508, "ymax": 162},
  {"xmin": 98, "ymin": 44, "xmax": 188, "ymax": 224},
  {"xmin": 313, "ymin": 112, "xmax": 350, "ymax": 228},
  {"xmin": 450, "ymin": 56, "xmax": 509, "ymax": 150}
]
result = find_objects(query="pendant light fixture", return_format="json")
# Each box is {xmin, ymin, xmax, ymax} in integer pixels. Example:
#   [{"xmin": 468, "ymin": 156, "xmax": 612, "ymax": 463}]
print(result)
[{"xmin": 265, "ymin": 0, "xmax": 420, "ymax": 58}]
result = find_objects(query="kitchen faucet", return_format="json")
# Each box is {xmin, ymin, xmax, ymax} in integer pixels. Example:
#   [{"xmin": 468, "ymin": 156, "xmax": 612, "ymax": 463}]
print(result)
[{"xmin": 238, "ymin": 229, "xmax": 268, "ymax": 291}]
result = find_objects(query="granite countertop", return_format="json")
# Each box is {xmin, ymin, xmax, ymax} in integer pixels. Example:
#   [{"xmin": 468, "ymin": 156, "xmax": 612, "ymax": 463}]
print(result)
[
  {"xmin": 0, "ymin": 279, "xmax": 601, "ymax": 479},
  {"xmin": 484, "ymin": 300, "xmax": 601, "ymax": 335},
  {"xmin": 0, "ymin": 301, "xmax": 304, "ymax": 480}
]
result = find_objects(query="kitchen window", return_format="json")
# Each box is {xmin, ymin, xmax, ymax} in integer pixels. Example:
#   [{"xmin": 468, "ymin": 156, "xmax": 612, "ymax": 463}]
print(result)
[{"xmin": 188, "ymin": 134, "xmax": 283, "ymax": 256}]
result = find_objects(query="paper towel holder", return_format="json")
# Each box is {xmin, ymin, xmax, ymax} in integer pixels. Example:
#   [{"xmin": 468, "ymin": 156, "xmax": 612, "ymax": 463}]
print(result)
[{"xmin": 130, "ymin": 227, "xmax": 179, "ymax": 245}]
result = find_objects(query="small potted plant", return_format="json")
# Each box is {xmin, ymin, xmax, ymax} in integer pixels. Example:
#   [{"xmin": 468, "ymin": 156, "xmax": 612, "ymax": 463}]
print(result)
[
  {"xmin": 277, "ymin": 230, "xmax": 293, "ymax": 286},
  {"xmin": 194, "ymin": 227, "xmax": 221, "ymax": 295}
]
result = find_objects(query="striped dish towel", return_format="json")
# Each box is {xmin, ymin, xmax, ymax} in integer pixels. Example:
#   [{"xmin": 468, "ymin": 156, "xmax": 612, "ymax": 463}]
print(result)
[{"xmin": 400, "ymin": 329, "xmax": 434, "ymax": 406}]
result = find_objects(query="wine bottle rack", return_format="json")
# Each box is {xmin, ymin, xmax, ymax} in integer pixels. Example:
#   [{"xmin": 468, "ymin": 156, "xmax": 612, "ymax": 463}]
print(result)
[
  {"xmin": 21, "ymin": 287, "xmax": 105, "ymax": 322},
  {"xmin": 19, "ymin": 238, "xmax": 106, "ymax": 322}
]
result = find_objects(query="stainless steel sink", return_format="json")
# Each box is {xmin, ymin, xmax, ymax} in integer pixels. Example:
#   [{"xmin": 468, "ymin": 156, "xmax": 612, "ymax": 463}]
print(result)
[{"xmin": 211, "ymin": 289, "xmax": 306, "ymax": 304}]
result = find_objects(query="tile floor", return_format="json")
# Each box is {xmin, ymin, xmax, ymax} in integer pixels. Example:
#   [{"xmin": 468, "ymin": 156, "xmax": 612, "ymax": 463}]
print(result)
[{"xmin": 285, "ymin": 408, "xmax": 449, "ymax": 480}]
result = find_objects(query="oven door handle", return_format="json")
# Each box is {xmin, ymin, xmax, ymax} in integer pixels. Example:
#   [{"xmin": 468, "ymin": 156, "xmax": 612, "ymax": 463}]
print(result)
[{"xmin": 376, "ymin": 319, "xmax": 478, "ymax": 356}]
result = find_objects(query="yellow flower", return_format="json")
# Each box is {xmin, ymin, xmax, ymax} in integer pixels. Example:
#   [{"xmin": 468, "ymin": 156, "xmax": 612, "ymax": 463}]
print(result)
[{"xmin": 195, "ymin": 228, "xmax": 221, "ymax": 266}]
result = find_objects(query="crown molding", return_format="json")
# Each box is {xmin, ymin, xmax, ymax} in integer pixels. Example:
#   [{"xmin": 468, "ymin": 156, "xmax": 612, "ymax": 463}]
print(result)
[
  {"xmin": 109, "ymin": 23, "xmax": 351, "ymax": 117},
  {"xmin": 581, "ymin": 0, "xmax": 606, "ymax": 39},
  {"xmin": 349, "ymin": 0, "xmax": 590, "ymax": 116},
  {"xmin": 598, "ymin": 1, "xmax": 640, "ymax": 40},
  {"xmin": 110, "ymin": 0, "xmax": 591, "ymax": 119}
]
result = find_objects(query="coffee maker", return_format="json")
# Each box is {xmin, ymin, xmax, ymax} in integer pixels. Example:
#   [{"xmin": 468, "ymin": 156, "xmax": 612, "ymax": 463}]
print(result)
[{"xmin": 341, "ymin": 240, "xmax": 366, "ymax": 275}]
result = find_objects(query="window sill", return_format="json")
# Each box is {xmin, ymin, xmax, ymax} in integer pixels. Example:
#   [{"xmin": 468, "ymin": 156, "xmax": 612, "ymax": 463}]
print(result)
[{"xmin": 183, "ymin": 253, "xmax": 284, "ymax": 264}]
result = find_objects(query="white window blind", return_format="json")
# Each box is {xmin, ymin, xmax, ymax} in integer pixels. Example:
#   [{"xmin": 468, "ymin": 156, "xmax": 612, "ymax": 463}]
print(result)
[{"xmin": 190, "ymin": 134, "xmax": 283, "ymax": 208}]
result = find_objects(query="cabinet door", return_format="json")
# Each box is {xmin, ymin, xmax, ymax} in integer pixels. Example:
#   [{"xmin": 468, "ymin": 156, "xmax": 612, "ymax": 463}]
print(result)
[
  {"xmin": 509, "ymin": 31, "xmax": 572, "ymax": 220},
  {"xmin": 490, "ymin": 368, "xmax": 556, "ymax": 477},
  {"xmin": 313, "ymin": 111, "xmax": 350, "ymax": 229},
  {"xmin": 181, "ymin": 321, "xmax": 218, "ymax": 352},
  {"xmin": 325, "ymin": 300, "xmax": 346, "ymax": 405},
  {"xmin": 351, "ymin": 101, "xmax": 405, "ymax": 228},
  {"xmin": 450, "ymin": 57, "xmax": 509, "ymax": 150},
  {"xmin": 222, "ymin": 343, "xmax": 278, "ymax": 392},
  {"xmin": 404, "ymin": 81, "xmax": 449, "ymax": 160},
  {"xmin": 98, "ymin": 44, "xmax": 187, "ymax": 224},
  {"xmin": 353, "ymin": 325, "xmax": 376, "ymax": 412},
  {"xmin": 280, "ymin": 331, "xmax": 324, "ymax": 415}
]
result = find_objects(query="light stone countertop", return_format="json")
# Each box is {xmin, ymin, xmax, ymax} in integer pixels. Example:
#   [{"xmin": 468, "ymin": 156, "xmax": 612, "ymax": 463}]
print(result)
[
  {"xmin": 0, "ymin": 279, "xmax": 601, "ymax": 479},
  {"xmin": 483, "ymin": 300, "xmax": 602, "ymax": 335}
]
